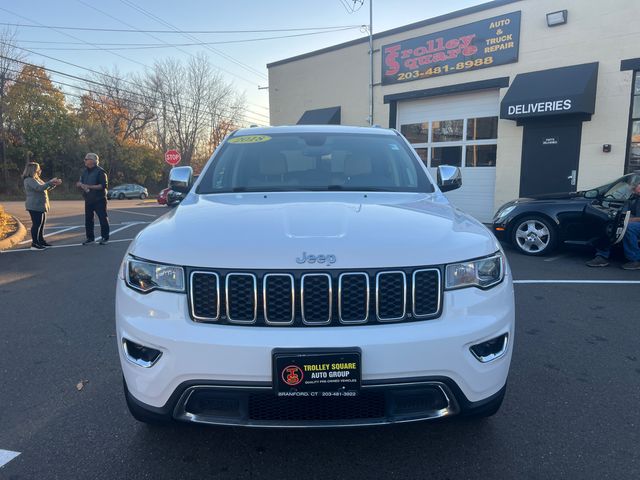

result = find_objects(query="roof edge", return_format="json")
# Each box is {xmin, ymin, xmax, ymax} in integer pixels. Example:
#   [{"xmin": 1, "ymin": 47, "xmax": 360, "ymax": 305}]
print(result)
[{"xmin": 267, "ymin": 0, "xmax": 522, "ymax": 69}]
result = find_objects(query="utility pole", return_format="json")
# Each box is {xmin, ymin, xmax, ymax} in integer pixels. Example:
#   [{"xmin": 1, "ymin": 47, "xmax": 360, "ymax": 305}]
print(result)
[{"xmin": 368, "ymin": 0, "xmax": 374, "ymax": 126}]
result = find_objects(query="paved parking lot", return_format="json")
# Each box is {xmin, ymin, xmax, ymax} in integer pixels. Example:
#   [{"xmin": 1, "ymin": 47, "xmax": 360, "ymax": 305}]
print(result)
[{"xmin": 0, "ymin": 201, "xmax": 638, "ymax": 479}]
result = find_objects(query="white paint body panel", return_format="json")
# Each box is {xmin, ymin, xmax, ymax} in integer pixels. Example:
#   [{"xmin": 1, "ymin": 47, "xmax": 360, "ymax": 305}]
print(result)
[
  {"xmin": 117, "ymin": 276, "xmax": 514, "ymax": 407},
  {"xmin": 116, "ymin": 125, "xmax": 515, "ymax": 416}
]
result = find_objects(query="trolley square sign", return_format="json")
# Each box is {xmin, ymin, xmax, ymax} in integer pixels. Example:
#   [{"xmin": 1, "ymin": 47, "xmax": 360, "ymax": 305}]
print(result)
[{"xmin": 381, "ymin": 11, "xmax": 521, "ymax": 85}]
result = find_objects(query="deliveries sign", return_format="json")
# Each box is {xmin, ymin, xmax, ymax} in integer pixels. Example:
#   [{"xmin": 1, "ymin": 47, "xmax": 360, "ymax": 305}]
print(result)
[{"xmin": 381, "ymin": 11, "xmax": 521, "ymax": 85}]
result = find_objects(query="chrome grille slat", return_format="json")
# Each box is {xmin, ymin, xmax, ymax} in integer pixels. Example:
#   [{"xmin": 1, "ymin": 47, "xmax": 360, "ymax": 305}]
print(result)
[
  {"xmin": 338, "ymin": 272, "xmax": 370, "ymax": 324},
  {"xmin": 225, "ymin": 273, "xmax": 257, "ymax": 324},
  {"xmin": 191, "ymin": 268, "xmax": 441, "ymax": 326},
  {"xmin": 376, "ymin": 271, "xmax": 407, "ymax": 322},
  {"xmin": 412, "ymin": 269, "xmax": 441, "ymax": 318},
  {"xmin": 263, "ymin": 274, "xmax": 295, "ymax": 325},
  {"xmin": 301, "ymin": 273, "xmax": 332, "ymax": 325},
  {"xmin": 190, "ymin": 271, "xmax": 220, "ymax": 321}
]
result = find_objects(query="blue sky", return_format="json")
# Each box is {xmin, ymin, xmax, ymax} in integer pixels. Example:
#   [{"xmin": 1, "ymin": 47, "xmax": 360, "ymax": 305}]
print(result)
[{"xmin": 1, "ymin": 0, "xmax": 486, "ymax": 123}]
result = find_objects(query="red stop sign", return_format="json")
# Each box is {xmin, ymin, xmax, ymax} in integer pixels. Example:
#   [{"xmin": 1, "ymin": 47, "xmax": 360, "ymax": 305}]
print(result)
[{"xmin": 165, "ymin": 149, "xmax": 181, "ymax": 166}]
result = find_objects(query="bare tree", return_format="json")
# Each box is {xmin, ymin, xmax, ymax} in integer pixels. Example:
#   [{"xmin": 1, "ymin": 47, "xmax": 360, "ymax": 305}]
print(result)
[
  {"xmin": 149, "ymin": 54, "xmax": 246, "ymax": 166},
  {"xmin": 81, "ymin": 68, "xmax": 156, "ymax": 143},
  {"xmin": 0, "ymin": 27, "xmax": 26, "ymax": 186}
]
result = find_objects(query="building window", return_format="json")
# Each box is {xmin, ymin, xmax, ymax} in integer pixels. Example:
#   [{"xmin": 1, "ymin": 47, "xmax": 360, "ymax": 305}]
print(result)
[
  {"xmin": 400, "ymin": 123, "xmax": 429, "ymax": 144},
  {"xmin": 627, "ymin": 72, "xmax": 640, "ymax": 173},
  {"xmin": 432, "ymin": 146, "xmax": 462, "ymax": 167},
  {"xmin": 401, "ymin": 116, "xmax": 498, "ymax": 168},
  {"xmin": 466, "ymin": 144, "xmax": 497, "ymax": 167},
  {"xmin": 432, "ymin": 119, "xmax": 463, "ymax": 142}
]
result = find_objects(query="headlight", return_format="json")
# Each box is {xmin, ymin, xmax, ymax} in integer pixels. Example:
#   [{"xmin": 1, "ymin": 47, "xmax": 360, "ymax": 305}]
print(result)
[
  {"xmin": 494, "ymin": 204, "xmax": 516, "ymax": 222},
  {"xmin": 445, "ymin": 253, "xmax": 504, "ymax": 290},
  {"xmin": 125, "ymin": 258, "xmax": 185, "ymax": 293}
]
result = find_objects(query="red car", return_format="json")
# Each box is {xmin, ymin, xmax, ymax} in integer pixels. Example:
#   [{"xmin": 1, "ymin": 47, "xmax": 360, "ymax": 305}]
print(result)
[{"xmin": 157, "ymin": 187, "xmax": 170, "ymax": 205}]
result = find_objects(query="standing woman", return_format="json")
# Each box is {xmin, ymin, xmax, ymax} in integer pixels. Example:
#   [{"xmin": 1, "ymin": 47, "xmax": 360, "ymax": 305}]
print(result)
[{"xmin": 23, "ymin": 162, "xmax": 62, "ymax": 250}]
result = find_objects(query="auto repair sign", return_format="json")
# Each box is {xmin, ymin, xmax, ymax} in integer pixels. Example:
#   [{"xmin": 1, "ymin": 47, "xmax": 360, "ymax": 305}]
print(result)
[{"xmin": 381, "ymin": 11, "xmax": 521, "ymax": 85}]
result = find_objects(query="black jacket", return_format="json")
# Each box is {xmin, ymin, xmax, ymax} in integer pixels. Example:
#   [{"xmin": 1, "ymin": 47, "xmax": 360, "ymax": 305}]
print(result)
[{"xmin": 80, "ymin": 166, "xmax": 108, "ymax": 203}]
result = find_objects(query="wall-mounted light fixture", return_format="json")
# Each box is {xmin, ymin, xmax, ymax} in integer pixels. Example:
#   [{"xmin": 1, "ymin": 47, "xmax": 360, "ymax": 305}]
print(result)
[{"xmin": 547, "ymin": 10, "xmax": 568, "ymax": 27}]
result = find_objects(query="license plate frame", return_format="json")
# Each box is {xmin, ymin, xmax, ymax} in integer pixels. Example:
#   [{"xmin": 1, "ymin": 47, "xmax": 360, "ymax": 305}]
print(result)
[{"xmin": 272, "ymin": 349, "xmax": 361, "ymax": 397}]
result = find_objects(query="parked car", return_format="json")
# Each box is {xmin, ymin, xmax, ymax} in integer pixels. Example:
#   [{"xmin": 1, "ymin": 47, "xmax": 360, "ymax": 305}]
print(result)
[
  {"xmin": 108, "ymin": 184, "xmax": 148, "ymax": 200},
  {"xmin": 157, "ymin": 187, "xmax": 170, "ymax": 205},
  {"xmin": 116, "ymin": 125, "xmax": 514, "ymax": 427},
  {"xmin": 492, "ymin": 172, "xmax": 640, "ymax": 256}
]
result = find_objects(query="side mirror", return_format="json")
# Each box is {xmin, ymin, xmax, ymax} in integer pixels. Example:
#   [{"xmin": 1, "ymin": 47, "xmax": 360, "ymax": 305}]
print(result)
[
  {"xmin": 584, "ymin": 189, "xmax": 598, "ymax": 199},
  {"xmin": 169, "ymin": 166, "xmax": 193, "ymax": 194},
  {"xmin": 437, "ymin": 165, "xmax": 462, "ymax": 192}
]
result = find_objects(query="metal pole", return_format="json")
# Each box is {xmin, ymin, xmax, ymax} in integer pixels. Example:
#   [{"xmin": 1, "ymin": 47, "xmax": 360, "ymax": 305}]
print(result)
[{"xmin": 368, "ymin": 0, "xmax": 373, "ymax": 126}]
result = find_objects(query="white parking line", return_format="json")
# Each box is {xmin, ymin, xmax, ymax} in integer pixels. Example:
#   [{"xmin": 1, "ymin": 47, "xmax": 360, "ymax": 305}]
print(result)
[
  {"xmin": 111, "ymin": 209, "xmax": 159, "ymax": 218},
  {"xmin": 18, "ymin": 222, "xmax": 151, "ymax": 245},
  {"xmin": 19, "ymin": 225, "xmax": 81, "ymax": 244},
  {"xmin": 2, "ymin": 238, "xmax": 135, "ymax": 254},
  {"xmin": 0, "ymin": 449, "xmax": 20, "ymax": 468},
  {"xmin": 514, "ymin": 280, "xmax": 640, "ymax": 285},
  {"xmin": 95, "ymin": 222, "xmax": 142, "ymax": 242}
]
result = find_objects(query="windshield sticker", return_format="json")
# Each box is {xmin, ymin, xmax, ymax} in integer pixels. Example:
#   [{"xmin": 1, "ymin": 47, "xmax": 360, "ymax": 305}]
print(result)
[
  {"xmin": 228, "ymin": 135, "xmax": 272, "ymax": 144},
  {"xmin": 388, "ymin": 143, "xmax": 400, "ymax": 150}
]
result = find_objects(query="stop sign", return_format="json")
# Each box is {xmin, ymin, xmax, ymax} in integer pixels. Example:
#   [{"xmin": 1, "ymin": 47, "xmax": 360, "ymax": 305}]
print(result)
[{"xmin": 165, "ymin": 149, "xmax": 181, "ymax": 166}]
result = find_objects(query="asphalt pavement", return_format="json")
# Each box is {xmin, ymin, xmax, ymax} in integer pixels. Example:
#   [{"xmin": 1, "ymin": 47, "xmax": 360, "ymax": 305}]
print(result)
[{"xmin": 0, "ymin": 200, "xmax": 638, "ymax": 479}]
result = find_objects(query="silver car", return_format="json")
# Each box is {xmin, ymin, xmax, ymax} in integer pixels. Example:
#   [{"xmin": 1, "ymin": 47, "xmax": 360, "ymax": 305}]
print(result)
[{"xmin": 108, "ymin": 184, "xmax": 149, "ymax": 200}]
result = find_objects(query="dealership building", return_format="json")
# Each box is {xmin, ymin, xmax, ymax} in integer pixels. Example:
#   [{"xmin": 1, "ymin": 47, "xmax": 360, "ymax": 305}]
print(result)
[{"xmin": 267, "ymin": 0, "xmax": 640, "ymax": 222}]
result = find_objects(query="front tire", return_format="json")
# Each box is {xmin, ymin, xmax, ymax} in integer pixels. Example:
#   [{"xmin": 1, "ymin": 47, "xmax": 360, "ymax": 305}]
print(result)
[
  {"xmin": 117, "ymin": 193, "xmax": 125, "ymax": 200},
  {"xmin": 511, "ymin": 215, "xmax": 557, "ymax": 256},
  {"xmin": 140, "ymin": 193, "xmax": 147, "ymax": 199}
]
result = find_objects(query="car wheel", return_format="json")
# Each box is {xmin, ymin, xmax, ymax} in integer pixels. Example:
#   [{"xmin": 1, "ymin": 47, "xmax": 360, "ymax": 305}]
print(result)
[
  {"xmin": 140, "ymin": 193, "xmax": 147, "ymax": 199},
  {"xmin": 118, "ymin": 193, "xmax": 125, "ymax": 200},
  {"xmin": 511, "ymin": 216, "xmax": 556, "ymax": 256},
  {"xmin": 123, "ymin": 378, "xmax": 170, "ymax": 425}
]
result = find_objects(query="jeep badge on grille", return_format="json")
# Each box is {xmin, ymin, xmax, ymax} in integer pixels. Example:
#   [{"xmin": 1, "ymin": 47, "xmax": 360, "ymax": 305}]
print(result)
[{"xmin": 295, "ymin": 252, "xmax": 337, "ymax": 265}]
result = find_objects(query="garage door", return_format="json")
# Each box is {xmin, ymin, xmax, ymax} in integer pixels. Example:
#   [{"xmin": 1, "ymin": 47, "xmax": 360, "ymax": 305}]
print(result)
[{"xmin": 397, "ymin": 89, "xmax": 499, "ymax": 223}]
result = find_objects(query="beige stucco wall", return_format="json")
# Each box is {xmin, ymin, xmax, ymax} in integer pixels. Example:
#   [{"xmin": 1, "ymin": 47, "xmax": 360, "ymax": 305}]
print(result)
[{"xmin": 268, "ymin": 0, "xmax": 640, "ymax": 211}]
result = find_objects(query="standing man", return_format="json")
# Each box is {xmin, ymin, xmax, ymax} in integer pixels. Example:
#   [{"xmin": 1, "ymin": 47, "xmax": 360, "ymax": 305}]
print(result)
[
  {"xmin": 77, "ymin": 152, "xmax": 110, "ymax": 245},
  {"xmin": 586, "ymin": 180, "xmax": 640, "ymax": 270}
]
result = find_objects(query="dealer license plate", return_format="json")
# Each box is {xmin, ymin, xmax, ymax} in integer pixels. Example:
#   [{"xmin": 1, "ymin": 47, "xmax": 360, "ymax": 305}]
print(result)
[{"xmin": 273, "ymin": 351, "xmax": 361, "ymax": 397}]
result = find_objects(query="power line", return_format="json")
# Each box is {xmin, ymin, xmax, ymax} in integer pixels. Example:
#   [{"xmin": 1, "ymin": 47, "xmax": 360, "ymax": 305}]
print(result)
[
  {"xmin": 0, "ymin": 42, "xmax": 270, "ymax": 121},
  {"xmin": 2, "ymin": 56, "xmax": 269, "ymax": 125},
  {"xmin": 13, "ymin": 27, "xmax": 360, "ymax": 50},
  {"xmin": 0, "ymin": 5, "xmax": 267, "ymax": 93},
  {"xmin": 119, "ymin": 0, "xmax": 267, "ymax": 80},
  {"xmin": 75, "ymin": 0, "xmax": 265, "ymax": 85},
  {"xmin": 0, "ymin": 22, "xmax": 362, "ymax": 34}
]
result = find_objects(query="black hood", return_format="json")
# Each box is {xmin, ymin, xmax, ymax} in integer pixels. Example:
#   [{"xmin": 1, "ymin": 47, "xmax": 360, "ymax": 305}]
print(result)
[{"xmin": 517, "ymin": 191, "xmax": 584, "ymax": 202}]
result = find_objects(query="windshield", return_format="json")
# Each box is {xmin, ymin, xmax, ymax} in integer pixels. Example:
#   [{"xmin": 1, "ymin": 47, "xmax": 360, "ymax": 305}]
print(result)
[
  {"xmin": 196, "ymin": 132, "xmax": 434, "ymax": 194},
  {"xmin": 601, "ymin": 174, "xmax": 640, "ymax": 200}
]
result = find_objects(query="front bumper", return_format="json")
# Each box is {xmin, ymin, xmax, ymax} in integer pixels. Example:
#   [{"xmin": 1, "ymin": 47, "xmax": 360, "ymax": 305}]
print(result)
[
  {"xmin": 491, "ymin": 222, "xmax": 509, "ymax": 242},
  {"xmin": 116, "ymin": 275, "xmax": 514, "ymax": 425}
]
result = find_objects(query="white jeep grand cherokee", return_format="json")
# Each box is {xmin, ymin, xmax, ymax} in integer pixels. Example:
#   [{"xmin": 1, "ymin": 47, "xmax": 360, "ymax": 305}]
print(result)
[{"xmin": 116, "ymin": 125, "xmax": 514, "ymax": 427}]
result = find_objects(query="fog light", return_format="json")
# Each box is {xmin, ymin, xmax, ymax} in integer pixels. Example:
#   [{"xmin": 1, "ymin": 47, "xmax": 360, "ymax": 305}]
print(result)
[
  {"xmin": 470, "ymin": 333, "xmax": 509, "ymax": 363},
  {"xmin": 122, "ymin": 339, "xmax": 162, "ymax": 368}
]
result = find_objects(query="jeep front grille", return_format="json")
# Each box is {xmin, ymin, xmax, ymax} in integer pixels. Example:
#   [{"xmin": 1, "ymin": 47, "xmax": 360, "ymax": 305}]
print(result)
[{"xmin": 189, "ymin": 267, "xmax": 441, "ymax": 326}]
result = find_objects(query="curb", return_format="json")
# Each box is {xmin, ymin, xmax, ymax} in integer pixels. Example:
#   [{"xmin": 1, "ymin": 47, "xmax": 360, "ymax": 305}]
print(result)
[{"xmin": 0, "ymin": 216, "xmax": 27, "ymax": 251}]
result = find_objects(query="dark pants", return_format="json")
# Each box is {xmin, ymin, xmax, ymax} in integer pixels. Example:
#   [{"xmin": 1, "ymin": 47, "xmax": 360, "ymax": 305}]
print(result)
[
  {"xmin": 85, "ymin": 199, "xmax": 110, "ymax": 241},
  {"xmin": 597, "ymin": 222, "xmax": 640, "ymax": 262},
  {"xmin": 28, "ymin": 210, "xmax": 46, "ymax": 245}
]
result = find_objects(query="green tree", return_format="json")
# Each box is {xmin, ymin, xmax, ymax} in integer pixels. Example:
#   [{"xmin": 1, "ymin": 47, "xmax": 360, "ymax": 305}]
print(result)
[{"xmin": 5, "ymin": 65, "xmax": 75, "ymax": 186}]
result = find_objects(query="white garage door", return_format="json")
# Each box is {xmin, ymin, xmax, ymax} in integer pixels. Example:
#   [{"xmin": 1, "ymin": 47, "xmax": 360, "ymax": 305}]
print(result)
[{"xmin": 397, "ymin": 89, "xmax": 499, "ymax": 223}]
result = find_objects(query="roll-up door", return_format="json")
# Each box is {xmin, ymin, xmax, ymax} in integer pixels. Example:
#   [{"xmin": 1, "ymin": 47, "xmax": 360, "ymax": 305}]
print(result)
[{"xmin": 397, "ymin": 89, "xmax": 499, "ymax": 222}]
